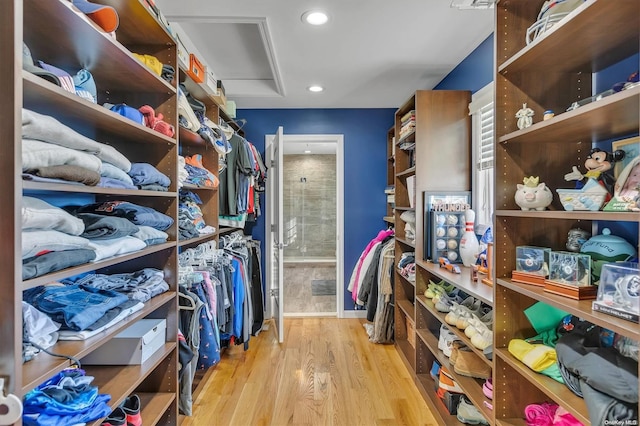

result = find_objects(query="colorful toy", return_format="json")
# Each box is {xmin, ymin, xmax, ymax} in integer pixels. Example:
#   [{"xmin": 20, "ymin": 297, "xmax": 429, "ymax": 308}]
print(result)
[
  {"xmin": 438, "ymin": 257, "xmax": 461, "ymax": 274},
  {"xmin": 564, "ymin": 147, "xmax": 625, "ymax": 196},
  {"xmin": 515, "ymin": 176, "xmax": 553, "ymax": 211}
]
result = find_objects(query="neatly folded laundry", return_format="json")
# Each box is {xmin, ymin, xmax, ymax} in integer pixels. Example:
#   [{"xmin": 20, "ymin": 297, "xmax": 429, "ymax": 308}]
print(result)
[
  {"xmin": 88, "ymin": 236, "xmax": 147, "ymax": 261},
  {"xmin": 22, "ymin": 108, "xmax": 131, "ymax": 172},
  {"xmin": 22, "ymin": 173, "xmax": 85, "ymax": 186},
  {"xmin": 100, "ymin": 162, "xmax": 134, "ymax": 186},
  {"xmin": 139, "ymin": 184, "xmax": 169, "ymax": 192},
  {"xmin": 98, "ymin": 177, "xmax": 137, "ymax": 190},
  {"xmin": 22, "ymin": 139, "xmax": 102, "ymax": 172},
  {"xmin": 76, "ymin": 213, "xmax": 139, "ymax": 240},
  {"xmin": 128, "ymin": 162, "xmax": 171, "ymax": 187},
  {"xmin": 132, "ymin": 225, "xmax": 168, "ymax": 245},
  {"xmin": 25, "ymin": 164, "xmax": 101, "ymax": 186},
  {"xmin": 22, "ymin": 249, "xmax": 96, "ymax": 280},
  {"xmin": 22, "ymin": 196, "xmax": 84, "ymax": 235},
  {"xmin": 22, "ymin": 230, "xmax": 92, "ymax": 260},
  {"xmin": 72, "ymin": 200, "xmax": 174, "ymax": 231},
  {"xmin": 57, "ymin": 299, "xmax": 144, "ymax": 341}
]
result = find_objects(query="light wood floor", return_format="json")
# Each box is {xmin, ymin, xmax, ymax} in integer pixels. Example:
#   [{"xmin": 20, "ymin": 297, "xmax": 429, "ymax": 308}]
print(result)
[{"xmin": 181, "ymin": 318, "xmax": 438, "ymax": 426}]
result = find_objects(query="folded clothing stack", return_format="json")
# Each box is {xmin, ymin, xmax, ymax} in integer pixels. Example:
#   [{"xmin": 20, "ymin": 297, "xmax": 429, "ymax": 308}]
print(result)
[
  {"xmin": 184, "ymin": 154, "xmax": 218, "ymax": 188},
  {"xmin": 128, "ymin": 162, "xmax": 171, "ymax": 191}
]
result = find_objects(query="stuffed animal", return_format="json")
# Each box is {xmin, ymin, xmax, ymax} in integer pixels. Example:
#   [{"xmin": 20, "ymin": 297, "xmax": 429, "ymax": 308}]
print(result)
[{"xmin": 564, "ymin": 148, "xmax": 625, "ymax": 196}]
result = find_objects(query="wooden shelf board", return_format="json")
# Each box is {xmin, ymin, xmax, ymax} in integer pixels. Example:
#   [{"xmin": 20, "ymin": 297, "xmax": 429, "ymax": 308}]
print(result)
[
  {"xmin": 416, "ymin": 295, "xmax": 492, "ymax": 368},
  {"xmin": 178, "ymin": 126, "xmax": 209, "ymax": 147},
  {"xmin": 178, "ymin": 233, "xmax": 217, "ymax": 248},
  {"xmin": 396, "ymin": 339, "xmax": 416, "ymax": 372},
  {"xmin": 180, "ymin": 70, "xmax": 224, "ymax": 110},
  {"xmin": 396, "ymin": 130, "xmax": 416, "ymax": 145},
  {"xmin": 217, "ymin": 227, "xmax": 240, "ymax": 235},
  {"xmin": 417, "ymin": 260, "xmax": 494, "ymax": 306},
  {"xmin": 383, "ymin": 216, "xmax": 395, "ymax": 224},
  {"xmin": 394, "ymin": 206, "xmax": 415, "ymax": 212},
  {"xmin": 496, "ymin": 419, "xmax": 528, "ymax": 426},
  {"xmin": 499, "ymin": 0, "xmax": 639, "ymax": 75},
  {"xmin": 498, "ymin": 85, "xmax": 639, "ymax": 145},
  {"xmin": 418, "ymin": 329, "xmax": 494, "ymax": 424},
  {"xmin": 23, "ymin": 180, "xmax": 178, "ymax": 197},
  {"xmin": 138, "ymin": 392, "xmax": 176, "ymax": 426},
  {"xmin": 22, "ymin": 292, "xmax": 175, "ymax": 393},
  {"xmin": 497, "ymin": 278, "xmax": 640, "ymax": 341},
  {"xmin": 24, "ymin": 0, "xmax": 175, "ymax": 96},
  {"xmin": 414, "ymin": 374, "xmax": 465, "ymax": 426},
  {"xmin": 22, "ymin": 242, "xmax": 176, "ymax": 290},
  {"xmin": 495, "ymin": 209, "xmax": 640, "ymax": 223},
  {"xmin": 92, "ymin": 0, "xmax": 175, "ymax": 46},
  {"xmin": 396, "ymin": 167, "xmax": 416, "ymax": 178},
  {"xmin": 89, "ymin": 343, "xmax": 177, "ymax": 407},
  {"xmin": 496, "ymin": 349, "xmax": 590, "ymax": 425},
  {"xmin": 397, "ymin": 299, "xmax": 415, "ymax": 322},
  {"xmin": 395, "ymin": 237, "xmax": 416, "ymax": 248},
  {"xmin": 23, "ymin": 72, "xmax": 177, "ymax": 146}
]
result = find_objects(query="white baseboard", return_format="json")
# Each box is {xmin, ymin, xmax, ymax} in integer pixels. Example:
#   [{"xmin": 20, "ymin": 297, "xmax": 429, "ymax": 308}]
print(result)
[
  {"xmin": 284, "ymin": 312, "xmax": 337, "ymax": 318},
  {"xmin": 341, "ymin": 310, "xmax": 368, "ymax": 319}
]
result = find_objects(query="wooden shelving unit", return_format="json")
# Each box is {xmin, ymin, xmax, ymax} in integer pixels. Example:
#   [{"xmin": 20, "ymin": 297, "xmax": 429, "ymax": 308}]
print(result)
[
  {"xmin": 493, "ymin": 0, "xmax": 640, "ymax": 423},
  {"xmin": 392, "ymin": 90, "xmax": 482, "ymax": 425}
]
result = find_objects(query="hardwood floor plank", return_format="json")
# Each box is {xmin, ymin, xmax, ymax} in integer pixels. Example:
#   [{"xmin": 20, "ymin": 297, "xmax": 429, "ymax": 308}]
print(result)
[{"xmin": 181, "ymin": 318, "xmax": 438, "ymax": 426}]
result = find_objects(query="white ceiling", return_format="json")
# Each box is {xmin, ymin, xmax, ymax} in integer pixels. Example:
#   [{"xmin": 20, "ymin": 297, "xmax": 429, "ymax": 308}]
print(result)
[{"xmin": 155, "ymin": 0, "xmax": 495, "ymax": 109}]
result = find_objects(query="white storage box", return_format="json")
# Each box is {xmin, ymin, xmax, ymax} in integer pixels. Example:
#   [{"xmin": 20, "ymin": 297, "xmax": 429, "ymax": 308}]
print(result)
[
  {"xmin": 176, "ymin": 34, "xmax": 190, "ymax": 71},
  {"xmin": 204, "ymin": 70, "xmax": 219, "ymax": 96},
  {"xmin": 81, "ymin": 318, "xmax": 166, "ymax": 365}
]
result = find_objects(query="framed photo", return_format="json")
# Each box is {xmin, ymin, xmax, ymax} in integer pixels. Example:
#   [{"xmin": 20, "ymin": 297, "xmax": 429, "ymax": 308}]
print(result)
[{"xmin": 612, "ymin": 136, "xmax": 640, "ymax": 178}]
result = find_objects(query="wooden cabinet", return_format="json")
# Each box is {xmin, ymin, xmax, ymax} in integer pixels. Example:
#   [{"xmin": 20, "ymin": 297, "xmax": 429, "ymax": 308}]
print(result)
[
  {"xmin": 0, "ymin": 1, "xmax": 216, "ymax": 424},
  {"xmin": 493, "ymin": 1, "xmax": 640, "ymax": 424},
  {"xmin": 394, "ymin": 90, "xmax": 493, "ymax": 424}
]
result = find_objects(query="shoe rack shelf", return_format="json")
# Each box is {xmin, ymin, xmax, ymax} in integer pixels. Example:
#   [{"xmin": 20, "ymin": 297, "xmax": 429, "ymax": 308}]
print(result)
[
  {"xmin": 391, "ymin": 90, "xmax": 480, "ymax": 425},
  {"xmin": 417, "ymin": 295, "xmax": 492, "ymax": 369},
  {"xmin": 417, "ymin": 259, "xmax": 493, "ymax": 306},
  {"xmin": 493, "ymin": 0, "xmax": 639, "ymax": 423}
]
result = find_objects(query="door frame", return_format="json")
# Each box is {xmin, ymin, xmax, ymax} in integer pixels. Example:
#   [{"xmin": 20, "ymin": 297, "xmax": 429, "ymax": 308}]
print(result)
[{"xmin": 264, "ymin": 133, "xmax": 345, "ymax": 318}]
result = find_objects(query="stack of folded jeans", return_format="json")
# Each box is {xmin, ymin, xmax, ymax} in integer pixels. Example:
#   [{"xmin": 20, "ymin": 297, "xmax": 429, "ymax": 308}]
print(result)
[
  {"xmin": 22, "ymin": 196, "xmax": 96, "ymax": 280},
  {"xmin": 22, "ymin": 368, "xmax": 111, "ymax": 426}
]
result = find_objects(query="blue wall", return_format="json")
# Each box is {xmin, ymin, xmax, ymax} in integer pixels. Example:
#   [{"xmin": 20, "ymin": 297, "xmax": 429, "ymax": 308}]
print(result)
[
  {"xmin": 434, "ymin": 34, "xmax": 494, "ymax": 93},
  {"xmin": 235, "ymin": 108, "xmax": 395, "ymax": 310}
]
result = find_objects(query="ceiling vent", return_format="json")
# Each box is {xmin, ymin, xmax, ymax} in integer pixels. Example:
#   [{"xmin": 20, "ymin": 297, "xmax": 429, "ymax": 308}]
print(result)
[{"xmin": 450, "ymin": 0, "xmax": 496, "ymax": 9}]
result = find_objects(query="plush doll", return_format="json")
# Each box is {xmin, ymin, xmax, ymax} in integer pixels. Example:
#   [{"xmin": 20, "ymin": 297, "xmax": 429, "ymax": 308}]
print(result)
[{"xmin": 564, "ymin": 147, "xmax": 626, "ymax": 196}]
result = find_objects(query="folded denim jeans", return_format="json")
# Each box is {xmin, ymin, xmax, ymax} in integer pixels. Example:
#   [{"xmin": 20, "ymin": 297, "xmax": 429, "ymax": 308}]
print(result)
[{"xmin": 23, "ymin": 284, "xmax": 128, "ymax": 331}]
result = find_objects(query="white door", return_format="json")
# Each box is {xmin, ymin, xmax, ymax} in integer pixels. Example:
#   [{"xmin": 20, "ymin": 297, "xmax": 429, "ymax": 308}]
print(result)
[{"xmin": 266, "ymin": 126, "xmax": 285, "ymax": 342}]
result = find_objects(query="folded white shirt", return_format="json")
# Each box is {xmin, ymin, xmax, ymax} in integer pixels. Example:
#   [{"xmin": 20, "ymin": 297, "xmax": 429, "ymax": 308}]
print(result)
[
  {"xmin": 22, "ymin": 230, "xmax": 92, "ymax": 259},
  {"xmin": 132, "ymin": 225, "xmax": 168, "ymax": 244},
  {"xmin": 22, "ymin": 196, "xmax": 85, "ymax": 235},
  {"xmin": 89, "ymin": 236, "xmax": 147, "ymax": 262}
]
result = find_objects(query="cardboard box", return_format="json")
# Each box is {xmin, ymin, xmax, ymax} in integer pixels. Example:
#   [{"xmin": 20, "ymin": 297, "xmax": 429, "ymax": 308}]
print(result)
[
  {"xmin": 81, "ymin": 318, "xmax": 166, "ymax": 365},
  {"xmin": 187, "ymin": 54, "xmax": 205, "ymax": 83}
]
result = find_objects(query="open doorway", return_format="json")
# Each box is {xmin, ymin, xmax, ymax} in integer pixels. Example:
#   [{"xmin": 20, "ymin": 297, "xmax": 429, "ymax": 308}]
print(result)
[{"xmin": 267, "ymin": 133, "xmax": 344, "ymax": 317}]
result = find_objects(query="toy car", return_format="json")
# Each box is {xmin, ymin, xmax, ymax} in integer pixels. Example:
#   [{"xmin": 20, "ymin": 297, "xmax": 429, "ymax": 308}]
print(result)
[{"xmin": 438, "ymin": 257, "xmax": 461, "ymax": 274}]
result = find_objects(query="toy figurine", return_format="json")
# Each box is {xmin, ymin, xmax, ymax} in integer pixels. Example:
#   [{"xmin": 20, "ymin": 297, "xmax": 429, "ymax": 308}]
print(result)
[
  {"xmin": 515, "ymin": 176, "xmax": 553, "ymax": 211},
  {"xmin": 515, "ymin": 103, "xmax": 534, "ymax": 129},
  {"xmin": 564, "ymin": 148, "xmax": 625, "ymax": 196}
]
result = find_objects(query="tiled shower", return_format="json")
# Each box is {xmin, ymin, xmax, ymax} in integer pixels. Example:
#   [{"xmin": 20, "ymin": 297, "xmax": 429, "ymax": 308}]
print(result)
[{"xmin": 282, "ymin": 154, "xmax": 337, "ymax": 314}]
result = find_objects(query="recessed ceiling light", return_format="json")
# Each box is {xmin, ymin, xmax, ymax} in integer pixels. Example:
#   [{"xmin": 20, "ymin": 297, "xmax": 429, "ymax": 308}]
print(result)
[
  {"xmin": 304, "ymin": 150, "xmax": 312, "ymax": 154},
  {"xmin": 302, "ymin": 10, "xmax": 329, "ymax": 25},
  {"xmin": 308, "ymin": 85, "xmax": 324, "ymax": 92}
]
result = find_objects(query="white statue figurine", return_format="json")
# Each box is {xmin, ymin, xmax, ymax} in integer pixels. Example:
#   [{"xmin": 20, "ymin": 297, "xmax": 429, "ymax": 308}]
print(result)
[{"xmin": 516, "ymin": 103, "xmax": 534, "ymax": 130}]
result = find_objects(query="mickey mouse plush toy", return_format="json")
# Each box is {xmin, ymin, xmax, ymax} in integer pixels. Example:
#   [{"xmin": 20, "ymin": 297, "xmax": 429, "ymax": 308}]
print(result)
[{"xmin": 564, "ymin": 147, "xmax": 626, "ymax": 197}]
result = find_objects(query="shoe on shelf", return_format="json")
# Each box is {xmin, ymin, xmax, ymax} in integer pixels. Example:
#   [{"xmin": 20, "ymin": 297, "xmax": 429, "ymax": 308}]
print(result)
[
  {"xmin": 455, "ymin": 300, "xmax": 485, "ymax": 330},
  {"xmin": 471, "ymin": 329, "xmax": 493, "ymax": 351},
  {"xmin": 425, "ymin": 279, "xmax": 454, "ymax": 299},
  {"xmin": 453, "ymin": 350, "xmax": 491, "ymax": 379},
  {"xmin": 438, "ymin": 367, "xmax": 464, "ymax": 394},
  {"xmin": 449, "ymin": 341, "xmax": 467, "ymax": 365},
  {"xmin": 457, "ymin": 396, "xmax": 489, "ymax": 425},
  {"xmin": 483, "ymin": 344, "xmax": 493, "ymax": 361},
  {"xmin": 482, "ymin": 378, "xmax": 492, "ymax": 400},
  {"xmin": 464, "ymin": 309, "xmax": 493, "ymax": 339},
  {"xmin": 121, "ymin": 394, "xmax": 142, "ymax": 426},
  {"xmin": 439, "ymin": 326, "xmax": 461, "ymax": 358},
  {"xmin": 430, "ymin": 360, "xmax": 441, "ymax": 381},
  {"xmin": 445, "ymin": 296, "xmax": 478, "ymax": 326},
  {"xmin": 101, "ymin": 407, "xmax": 126, "ymax": 426},
  {"xmin": 434, "ymin": 292, "xmax": 463, "ymax": 313}
]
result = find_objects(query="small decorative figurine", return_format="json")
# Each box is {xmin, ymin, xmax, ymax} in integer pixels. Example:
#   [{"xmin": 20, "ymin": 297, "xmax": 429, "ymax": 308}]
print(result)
[
  {"xmin": 515, "ymin": 103, "xmax": 534, "ymax": 129},
  {"xmin": 543, "ymin": 110, "xmax": 555, "ymax": 120},
  {"xmin": 459, "ymin": 209, "xmax": 480, "ymax": 267},
  {"xmin": 515, "ymin": 176, "xmax": 553, "ymax": 211},
  {"xmin": 564, "ymin": 147, "xmax": 625, "ymax": 196},
  {"xmin": 566, "ymin": 228, "xmax": 591, "ymax": 252}
]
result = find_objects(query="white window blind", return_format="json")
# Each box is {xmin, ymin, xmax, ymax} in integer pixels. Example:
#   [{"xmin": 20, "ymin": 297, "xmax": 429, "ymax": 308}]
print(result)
[{"xmin": 469, "ymin": 82, "xmax": 494, "ymax": 229}]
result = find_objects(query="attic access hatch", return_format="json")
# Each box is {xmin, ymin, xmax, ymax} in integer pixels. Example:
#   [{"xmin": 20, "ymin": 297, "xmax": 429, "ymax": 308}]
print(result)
[
  {"xmin": 167, "ymin": 17, "xmax": 285, "ymax": 99},
  {"xmin": 450, "ymin": 0, "xmax": 496, "ymax": 9}
]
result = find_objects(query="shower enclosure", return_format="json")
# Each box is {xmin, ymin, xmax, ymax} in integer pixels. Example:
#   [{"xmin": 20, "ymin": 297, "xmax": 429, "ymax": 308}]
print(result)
[{"xmin": 282, "ymin": 152, "xmax": 337, "ymax": 315}]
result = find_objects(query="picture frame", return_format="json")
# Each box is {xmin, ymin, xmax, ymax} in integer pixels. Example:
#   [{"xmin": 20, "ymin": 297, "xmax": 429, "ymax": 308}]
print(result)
[{"xmin": 612, "ymin": 136, "xmax": 640, "ymax": 178}]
